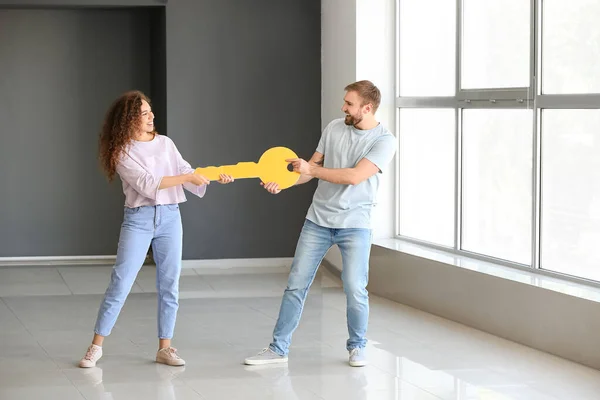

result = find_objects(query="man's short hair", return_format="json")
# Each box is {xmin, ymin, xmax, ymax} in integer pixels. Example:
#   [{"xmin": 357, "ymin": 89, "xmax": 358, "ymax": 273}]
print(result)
[{"xmin": 344, "ymin": 80, "xmax": 381, "ymax": 113}]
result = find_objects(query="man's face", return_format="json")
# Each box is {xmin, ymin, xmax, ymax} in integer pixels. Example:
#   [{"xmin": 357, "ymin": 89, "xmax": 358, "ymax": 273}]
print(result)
[{"xmin": 341, "ymin": 91, "xmax": 368, "ymax": 126}]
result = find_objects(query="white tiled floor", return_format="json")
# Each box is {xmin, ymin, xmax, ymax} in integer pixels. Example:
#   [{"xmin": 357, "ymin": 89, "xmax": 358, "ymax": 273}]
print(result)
[{"xmin": 1, "ymin": 265, "xmax": 599, "ymax": 400}]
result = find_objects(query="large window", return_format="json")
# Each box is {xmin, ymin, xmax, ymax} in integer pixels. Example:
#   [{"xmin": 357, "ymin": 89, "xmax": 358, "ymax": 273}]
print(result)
[
  {"xmin": 462, "ymin": 0, "xmax": 531, "ymax": 89},
  {"xmin": 399, "ymin": 0, "xmax": 455, "ymax": 96},
  {"xmin": 542, "ymin": 0, "xmax": 600, "ymax": 94},
  {"xmin": 398, "ymin": 109, "xmax": 455, "ymax": 246},
  {"xmin": 541, "ymin": 110, "xmax": 600, "ymax": 281},
  {"xmin": 462, "ymin": 110, "xmax": 533, "ymax": 264},
  {"xmin": 396, "ymin": 0, "xmax": 600, "ymax": 282}
]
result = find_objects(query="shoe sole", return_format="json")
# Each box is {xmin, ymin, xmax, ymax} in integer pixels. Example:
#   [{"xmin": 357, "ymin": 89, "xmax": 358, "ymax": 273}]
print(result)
[
  {"xmin": 244, "ymin": 357, "xmax": 288, "ymax": 366},
  {"xmin": 79, "ymin": 355, "xmax": 101, "ymax": 368},
  {"xmin": 156, "ymin": 358, "xmax": 185, "ymax": 366},
  {"xmin": 349, "ymin": 361, "xmax": 368, "ymax": 367}
]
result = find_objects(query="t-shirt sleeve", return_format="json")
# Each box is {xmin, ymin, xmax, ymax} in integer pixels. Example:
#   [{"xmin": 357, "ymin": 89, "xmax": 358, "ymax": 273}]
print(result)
[
  {"xmin": 363, "ymin": 134, "xmax": 397, "ymax": 173},
  {"xmin": 116, "ymin": 153, "xmax": 162, "ymax": 200},
  {"xmin": 171, "ymin": 139, "xmax": 207, "ymax": 198},
  {"xmin": 315, "ymin": 132, "xmax": 326, "ymax": 154},
  {"xmin": 316, "ymin": 120, "xmax": 335, "ymax": 154}
]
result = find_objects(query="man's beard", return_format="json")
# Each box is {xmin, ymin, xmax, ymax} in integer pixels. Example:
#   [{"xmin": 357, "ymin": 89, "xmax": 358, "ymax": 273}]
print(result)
[{"xmin": 344, "ymin": 113, "xmax": 363, "ymax": 127}]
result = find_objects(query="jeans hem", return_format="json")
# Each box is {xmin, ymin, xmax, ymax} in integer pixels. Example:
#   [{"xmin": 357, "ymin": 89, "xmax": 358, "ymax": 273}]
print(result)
[
  {"xmin": 269, "ymin": 344, "xmax": 287, "ymax": 357},
  {"xmin": 346, "ymin": 344, "xmax": 366, "ymax": 351}
]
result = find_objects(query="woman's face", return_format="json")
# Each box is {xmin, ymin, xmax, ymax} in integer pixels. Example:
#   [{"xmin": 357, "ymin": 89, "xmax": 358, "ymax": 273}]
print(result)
[{"xmin": 139, "ymin": 99, "xmax": 155, "ymax": 134}]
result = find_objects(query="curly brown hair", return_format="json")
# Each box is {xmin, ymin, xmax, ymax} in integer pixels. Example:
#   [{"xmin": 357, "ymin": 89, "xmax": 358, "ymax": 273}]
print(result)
[{"xmin": 99, "ymin": 90, "xmax": 155, "ymax": 181}]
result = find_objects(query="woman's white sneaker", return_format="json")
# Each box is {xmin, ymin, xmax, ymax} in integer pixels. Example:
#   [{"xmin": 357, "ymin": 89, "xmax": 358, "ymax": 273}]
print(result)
[
  {"xmin": 79, "ymin": 344, "xmax": 103, "ymax": 368},
  {"xmin": 156, "ymin": 347, "xmax": 186, "ymax": 366}
]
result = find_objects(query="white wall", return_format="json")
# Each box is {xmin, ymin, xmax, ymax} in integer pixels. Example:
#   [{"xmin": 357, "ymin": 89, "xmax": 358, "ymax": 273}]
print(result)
[
  {"xmin": 322, "ymin": 0, "xmax": 397, "ymax": 270},
  {"xmin": 356, "ymin": 0, "xmax": 396, "ymax": 240},
  {"xmin": 321, "ymin": 0, "xmax": 357, "ymax": 127}
]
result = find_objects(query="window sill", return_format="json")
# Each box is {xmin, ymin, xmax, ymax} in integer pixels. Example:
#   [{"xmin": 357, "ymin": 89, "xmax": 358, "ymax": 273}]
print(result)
[{"xmin": 373, "ymin": 237, "xmax": 600, "ymax": 304}]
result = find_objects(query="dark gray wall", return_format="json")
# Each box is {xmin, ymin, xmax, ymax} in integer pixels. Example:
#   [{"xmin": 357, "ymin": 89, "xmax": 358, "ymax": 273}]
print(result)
[
  {"xmin": 0, "ymin": 0, "xmax": 321, "ymax": 259},
  {"xmin": 166, "ymin": 0, "xmax": 321, "ymax": 259},
  {"xmin": 0, "ymin": 0, "xmax": 164, "ymax": 6},
  {"xmin": 0, "ymin": 8, "xmax": 154, "ymax": 256}
]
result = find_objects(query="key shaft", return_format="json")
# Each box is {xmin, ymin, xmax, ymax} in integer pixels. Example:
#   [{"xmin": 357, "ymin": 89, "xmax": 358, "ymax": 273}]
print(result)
[{"xmin": 195, "ymin": 162, "xmax": 260, "ymax": 181}]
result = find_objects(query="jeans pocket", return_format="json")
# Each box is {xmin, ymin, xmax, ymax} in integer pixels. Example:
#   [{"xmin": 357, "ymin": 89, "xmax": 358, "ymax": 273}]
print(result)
[
  {"xmin": 124, "ymin": 206, "xmax": 141, "ymax": 214},
  {"xmin": 165, "ymin": 204, "xmax": 180, "ymax": 211}
]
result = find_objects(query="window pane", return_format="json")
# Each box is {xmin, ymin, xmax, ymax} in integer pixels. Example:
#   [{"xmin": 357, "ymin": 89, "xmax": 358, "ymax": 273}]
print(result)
[
  {"xmin": 399, "ymin": 0, "xmax": 456, "ymax": 96},
  {"xmin": 462, "ymin": 110, "xmax": 533, "ymax": 264},
  {"xmin": 542, "ymin": 0, "xmax": 600, "ymax": 94},
  {"xmin": 462, "ymin": 0, "xmax": 530, "ymax": 89},
  {"xmin": 399, "ymin": 109, "xmax": 455, "ymax": 246},
  {"xmin": 541, "ymin": 110, "xmax": 600, "ymax": 281}
]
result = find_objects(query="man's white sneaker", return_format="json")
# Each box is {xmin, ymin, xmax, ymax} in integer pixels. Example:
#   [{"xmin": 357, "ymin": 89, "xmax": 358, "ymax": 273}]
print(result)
[
  {"xmin": 349, "ymin": 347, "xmax": 367, "ymax": 367},
  {"xmin": 156, "ymin": 347, "xmax": 186, "ymax": 366},
  {"xmin": 244, "ymin": 348, "xmax": 288, "ymax": 365},
  {"xmin": 79, "ymin": 344, "xmax": 103, "ymax": 368}
]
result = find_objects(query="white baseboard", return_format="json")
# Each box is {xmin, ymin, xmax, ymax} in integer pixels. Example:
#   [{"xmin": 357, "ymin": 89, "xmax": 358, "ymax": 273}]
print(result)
[
  {"xmin": 182, "ymin": 257, "xmax": 293, "ymax": 269},
  {"xmin": 0, "ymin": 256, "xmax": 116, "ymax": 267},
  {"xmin": 0, "ymin": 256, "xmax": 293, "ymax": 269}
]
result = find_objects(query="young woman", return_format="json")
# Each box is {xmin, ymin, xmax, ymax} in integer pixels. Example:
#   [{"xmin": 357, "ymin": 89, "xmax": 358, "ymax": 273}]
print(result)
[{"xmin": 79, "ymin": 90, "xmax": 233, "ymax": 368}]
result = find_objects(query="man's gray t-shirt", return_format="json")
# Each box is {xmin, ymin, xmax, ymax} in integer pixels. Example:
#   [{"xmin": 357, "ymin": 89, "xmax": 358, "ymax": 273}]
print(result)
[{"xmin": 306, "ymin": 118, "xmax": 397, "ymax": 229}]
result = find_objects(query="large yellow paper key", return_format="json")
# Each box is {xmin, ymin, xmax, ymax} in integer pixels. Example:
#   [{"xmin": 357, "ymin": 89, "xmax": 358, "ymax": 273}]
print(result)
[{"xmin": 194, "ymin": 146, "xmax": 301, "ymax": 189}]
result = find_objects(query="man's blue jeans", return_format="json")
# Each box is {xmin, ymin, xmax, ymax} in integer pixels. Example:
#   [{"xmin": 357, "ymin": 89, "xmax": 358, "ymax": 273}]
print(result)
[{"xmin": 270, "ymin": 219, "xmax": 372, "ymax": 355}]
